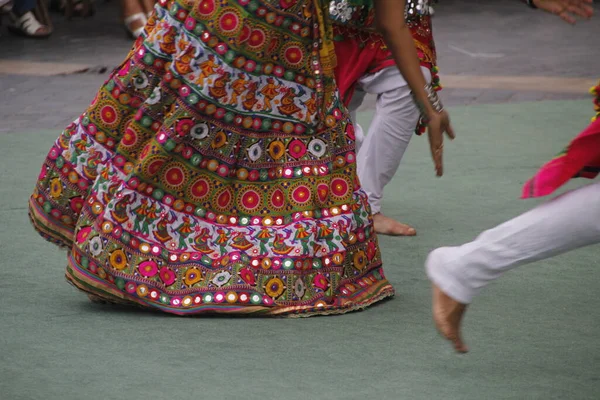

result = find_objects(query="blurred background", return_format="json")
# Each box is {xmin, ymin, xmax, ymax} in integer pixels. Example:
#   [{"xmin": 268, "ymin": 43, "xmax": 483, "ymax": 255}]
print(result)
[{"xmin": 0, "ymin": 0, "xmax": 598, "ymax": 134}]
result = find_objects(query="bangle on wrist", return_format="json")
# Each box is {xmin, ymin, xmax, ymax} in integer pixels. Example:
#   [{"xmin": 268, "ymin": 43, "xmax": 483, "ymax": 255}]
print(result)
[{"xmin": 413, "ymin": 84, "xmax": 444, "ymax": 122}]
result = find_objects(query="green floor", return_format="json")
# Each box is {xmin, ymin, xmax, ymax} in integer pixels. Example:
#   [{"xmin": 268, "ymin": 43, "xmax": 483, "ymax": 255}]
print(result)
[{"xmin": 1, "ymin": 100, "xmax": 598, "ymax": 400}]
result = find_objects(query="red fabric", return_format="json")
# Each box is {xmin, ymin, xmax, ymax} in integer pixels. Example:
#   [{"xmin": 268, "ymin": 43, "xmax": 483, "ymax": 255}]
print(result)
[
  {"xmin": 333, "ymin": 16, "xmax": 436, "ymax": 107},
  {"xmin": 522, "ymin": 118, "xmax": 600, "ymax": 198},
  {"xmin": 333, "ymin": 28, "xmax": 396, "ymax": 105}
]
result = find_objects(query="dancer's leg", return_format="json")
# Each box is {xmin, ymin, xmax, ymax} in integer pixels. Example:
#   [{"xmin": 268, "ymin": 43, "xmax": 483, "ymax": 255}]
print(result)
[
  {"xmin": 427, "ymin": 181, "xmax": 600, "ymax": 351},
  {"xmin": 357, "ymin": 66, "xmax": 431, "ymax": 235}
]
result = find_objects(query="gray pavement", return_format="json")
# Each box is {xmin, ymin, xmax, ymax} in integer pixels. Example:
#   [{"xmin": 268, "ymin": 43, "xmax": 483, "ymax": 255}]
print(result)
[
  {"xmin": 434, "ymin": 0, "xmax": 597, "ymax": 78},
  {"xmin": 0, "ymin": 0, "xmax": 598, "ymax": 131}
]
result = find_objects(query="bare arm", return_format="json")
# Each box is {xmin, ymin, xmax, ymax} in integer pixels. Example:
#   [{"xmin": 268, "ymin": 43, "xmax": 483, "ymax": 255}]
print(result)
[
  {"xmin": 373, "ymin": 0, "xmax": 454, "ymax": 176},
  {"xmin": 373, "ymin": 0, "xmax": 435, "ymax": 117}
]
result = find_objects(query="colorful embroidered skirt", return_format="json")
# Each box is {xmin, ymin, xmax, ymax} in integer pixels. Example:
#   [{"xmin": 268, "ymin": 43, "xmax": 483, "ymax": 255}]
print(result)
[
  {"xmin": 522, "ymin": 82, "xmax": 600, "ymax": 199},
  {"xmin": 28, "ymin": 0, "xmax": 394, "ymax": 316}
]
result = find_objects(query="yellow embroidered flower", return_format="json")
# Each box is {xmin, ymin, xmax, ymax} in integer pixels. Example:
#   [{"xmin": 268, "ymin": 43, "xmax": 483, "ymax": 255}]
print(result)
[
  {"xmin": 184, "ymin": 268, "xmax": 203, "ymax": 286},
  {"xmin": 267, "ymin": 140, "xmax": 285, "ymax": 160},
  {"xmin": 49, "ymin": 178, "xmax": 62, "ymax": 199},
  {"xmin": 353, "ymin": 250, "xmax": 367, "ymax": 271},
  {"xmin": 109, "ymin": 249, "xmax": 128, "ymax": 271},
  {"xmin": 211, "ymin": 131, "xmax": 227, "ymax": 149},
  {"xmin": 264, "ymin": 277, "xmax": 285, "ymax": 299}
]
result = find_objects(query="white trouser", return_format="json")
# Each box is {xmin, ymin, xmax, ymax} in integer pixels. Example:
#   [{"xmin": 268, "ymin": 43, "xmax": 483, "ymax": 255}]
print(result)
[
  {"xmin": 427, "ymin": 181, "xmax": 600, "ymax": 304},
  {"xmin": 348, "ymin": 66, "xmax": 432, "ymax": 214}
]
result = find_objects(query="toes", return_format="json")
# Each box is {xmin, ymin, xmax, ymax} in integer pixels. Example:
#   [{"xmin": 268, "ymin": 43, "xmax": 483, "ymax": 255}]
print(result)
[
  {"xmin": 36, "ymin": 26, "xmax": 51, "ymax": 36},
  {"xmin": 373, "ymin": 214, "xmax": 416, "ymax": 236},
  {"xmin": 454, "ymin": 339, "xmax": 469, "ymax": 353},
  {"xmin": 403, "ymin": 226, "xmax": 417, "ymax": 236},
  {"xmin": 446, "ymin": 327, "xmax": 468, "ymax": 353},
  {"xmin": 439, "ymin": 320, "xmax": 468, "ymax": 353}
]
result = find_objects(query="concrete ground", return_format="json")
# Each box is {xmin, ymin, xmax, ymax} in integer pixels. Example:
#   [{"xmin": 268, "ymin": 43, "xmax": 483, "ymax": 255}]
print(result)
[{"xmin": 1, "ymin": 1, "xmax": 599, "ymax": 399}]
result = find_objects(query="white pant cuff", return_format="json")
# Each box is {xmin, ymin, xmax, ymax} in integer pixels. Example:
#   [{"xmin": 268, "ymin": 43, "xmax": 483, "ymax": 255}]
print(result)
[{"xmin": 426, "ymin": 247, "xmax": 475, "ymax": 304}]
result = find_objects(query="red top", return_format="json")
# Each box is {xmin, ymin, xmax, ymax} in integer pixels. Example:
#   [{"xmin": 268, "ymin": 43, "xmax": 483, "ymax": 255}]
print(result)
[
  {"xmin": 333, "ymin": 15, "xmax": 437, "ymax": 105},
  {"xmin": 522, "ymin": 82, "xmax": 600, "ymax": 198}
]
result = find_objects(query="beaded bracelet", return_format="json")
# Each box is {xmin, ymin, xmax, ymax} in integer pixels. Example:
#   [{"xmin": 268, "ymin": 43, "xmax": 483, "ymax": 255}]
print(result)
[{"xmin": 413, "ymin": 84, "xmax": 444, "ymax": 123}]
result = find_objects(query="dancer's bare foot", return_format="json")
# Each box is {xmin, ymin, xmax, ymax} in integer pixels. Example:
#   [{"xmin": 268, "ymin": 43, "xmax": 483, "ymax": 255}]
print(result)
[
  {"xmin": 432, "ymin": 284, "xmax": 468, "ymax": 353},
  {"xmin": 373, "ymin": 213, "xmax": 416, "ymax": 236}
]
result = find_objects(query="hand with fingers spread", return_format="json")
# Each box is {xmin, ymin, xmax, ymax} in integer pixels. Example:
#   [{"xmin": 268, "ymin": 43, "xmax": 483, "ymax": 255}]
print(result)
[
  {"xmin": 426, "ymin": 109, "xmax": 455, "ymax": 177},
  {"xmin": 530, "ymin": 0, "xmax": 594, "ymax": 24}
]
